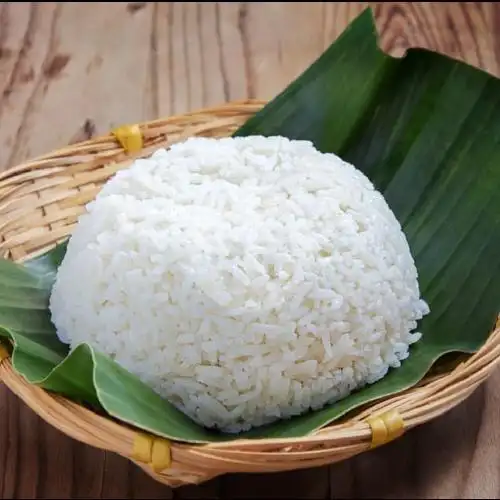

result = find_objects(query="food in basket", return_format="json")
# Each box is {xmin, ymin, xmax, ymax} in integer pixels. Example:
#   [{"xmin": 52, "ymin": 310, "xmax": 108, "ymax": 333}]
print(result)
[{"xmin": 48, "ymin": 135, "xmax": 429, "ymax": 433}]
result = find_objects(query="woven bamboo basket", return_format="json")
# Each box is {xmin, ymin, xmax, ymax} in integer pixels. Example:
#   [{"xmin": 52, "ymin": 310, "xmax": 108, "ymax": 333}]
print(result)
[{"xmin": 0, "ymin": 100, "xmax": 499, "ymax": 488}]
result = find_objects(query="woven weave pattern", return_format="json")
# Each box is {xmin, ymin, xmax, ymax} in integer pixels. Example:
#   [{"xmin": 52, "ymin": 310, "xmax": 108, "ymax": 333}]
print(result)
[{"xmin": 0, "ymin": 101, "xmax": 499, "ymax": 488}]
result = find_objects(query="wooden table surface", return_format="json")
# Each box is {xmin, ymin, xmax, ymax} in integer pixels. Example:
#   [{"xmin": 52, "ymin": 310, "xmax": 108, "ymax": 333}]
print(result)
[{"xmin": 1, "ymin": 2, "xmax": 500, "ymax": 499}]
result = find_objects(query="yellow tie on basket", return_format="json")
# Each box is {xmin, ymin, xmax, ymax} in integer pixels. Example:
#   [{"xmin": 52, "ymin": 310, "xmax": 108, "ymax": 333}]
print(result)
[
  {"xmin": 0, "ymin": 343, "xmax": 9, "ymax": 362},
  {"xmin": 367, "ymin": 409, "xmax": 405, "ymax": 449},
  {"xmin": 112, "ymin": 124, "xmax": 144, "ymax": 153},
  {"xmin": 0, "ymin": 343, "xmax": 9, "ymax": 383},
  {"xmin": 132, "ymin": 432, "xmax": 171, "ymax": 473}
]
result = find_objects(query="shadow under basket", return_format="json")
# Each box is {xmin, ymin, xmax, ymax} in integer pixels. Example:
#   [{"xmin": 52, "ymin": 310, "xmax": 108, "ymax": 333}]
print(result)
[{"xmin": 0, "ymin": 100, "xmax": 499, "ymax": 488}]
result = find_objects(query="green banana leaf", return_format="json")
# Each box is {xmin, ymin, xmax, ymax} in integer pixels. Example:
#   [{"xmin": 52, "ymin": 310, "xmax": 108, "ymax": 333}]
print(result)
[{"xmin": 1, "ymin": 7, "xmax": 500, "ymax": 442}]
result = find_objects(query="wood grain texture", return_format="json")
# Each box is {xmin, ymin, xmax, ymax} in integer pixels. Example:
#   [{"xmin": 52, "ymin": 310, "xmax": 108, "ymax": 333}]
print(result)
[{"xmin": 0, "ymin": 2, "xmax": 499, "ymax": 498}]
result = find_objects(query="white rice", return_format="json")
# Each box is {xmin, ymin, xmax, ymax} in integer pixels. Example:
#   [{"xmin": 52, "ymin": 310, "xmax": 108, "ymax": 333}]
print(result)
[{"xmin": 49, "ymin": 136, "xmax": 429, "ymax": 433}]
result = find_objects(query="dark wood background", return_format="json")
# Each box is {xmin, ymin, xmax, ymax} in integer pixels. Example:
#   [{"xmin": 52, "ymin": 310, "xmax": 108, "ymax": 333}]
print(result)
[{"xmin": 1, "ymin": 2, "xmax": 500, "ymax": 498}]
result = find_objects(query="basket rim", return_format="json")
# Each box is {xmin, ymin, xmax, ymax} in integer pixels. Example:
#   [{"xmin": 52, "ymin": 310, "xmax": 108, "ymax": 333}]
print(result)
[{"xmin": 0, "ymin": 100, "xmax": 499, "ymax": 486}]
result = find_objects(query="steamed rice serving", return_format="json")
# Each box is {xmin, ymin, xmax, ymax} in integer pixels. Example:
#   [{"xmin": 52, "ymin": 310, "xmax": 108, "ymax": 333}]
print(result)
[{"xmin": 49, "ymin": 136, "xmax": 429, "ymax": 433}]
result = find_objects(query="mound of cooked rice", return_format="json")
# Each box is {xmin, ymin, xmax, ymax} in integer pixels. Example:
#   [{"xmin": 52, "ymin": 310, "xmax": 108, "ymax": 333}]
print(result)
[{"xmin": 49, "ymin": 136, "xmax": 429, "ymax": 433}]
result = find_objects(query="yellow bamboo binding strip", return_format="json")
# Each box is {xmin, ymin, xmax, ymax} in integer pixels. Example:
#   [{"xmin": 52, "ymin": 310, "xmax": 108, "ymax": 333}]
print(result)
[
  {"xmin": 112, "ymin": 124, "xmax": 144, "ymax": 153},
  {"xmin": 0, "ymin": 344, "xmax": 9, "ymax": 362},
  {"xmin": 367, "ymin": 409, "xmax": 405, "ymax": 449},
  {"xmin": 132, "ymin": 432, "xmax": 171, "ymax": 472}
]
